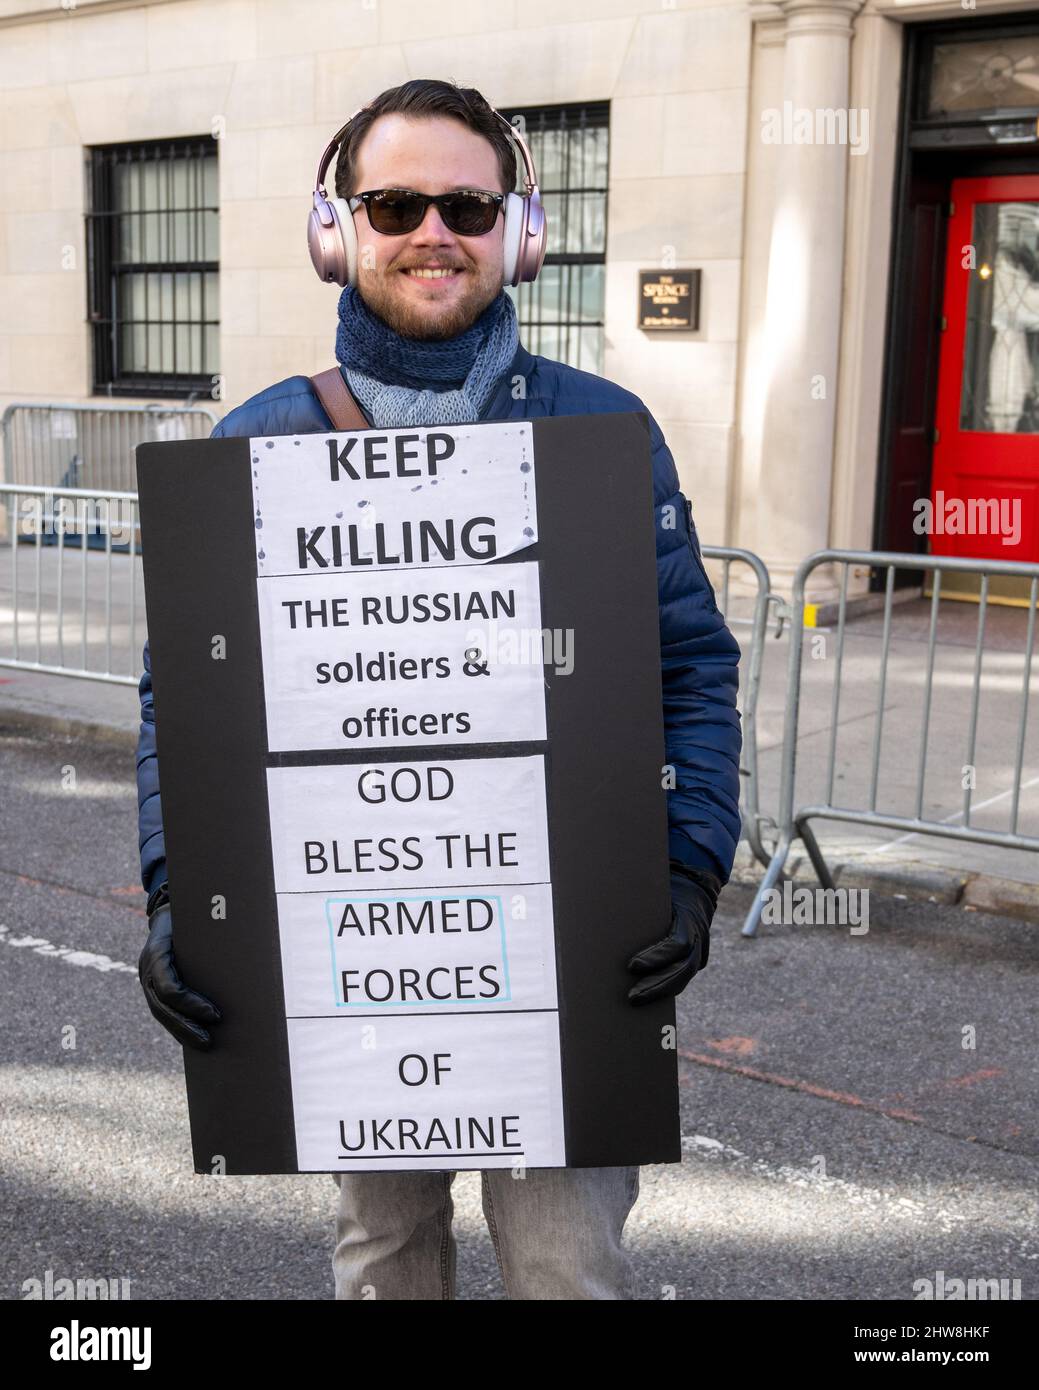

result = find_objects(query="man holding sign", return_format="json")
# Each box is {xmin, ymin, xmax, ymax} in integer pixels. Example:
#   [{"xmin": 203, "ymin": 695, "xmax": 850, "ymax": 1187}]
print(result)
[{"xmin": 135, "ymin": 79, "xmax": 742, "ymax": 1300}]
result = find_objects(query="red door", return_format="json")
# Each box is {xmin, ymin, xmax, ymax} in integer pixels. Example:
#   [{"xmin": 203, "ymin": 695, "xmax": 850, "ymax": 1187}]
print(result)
[{"xmin": 932, "ymin": 176, "xmax": 1039, "ymax": 561}]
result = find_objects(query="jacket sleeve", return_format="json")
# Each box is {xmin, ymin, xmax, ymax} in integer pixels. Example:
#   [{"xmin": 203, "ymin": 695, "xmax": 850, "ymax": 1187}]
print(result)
[
  {"xmin": 135, "ymin": 415, "xmax": 228, "ymax": 898},
  {"xmin": 646, "ymin": 410, "xmax": 743, "ymax": 884},
  {"xmin": 136, "ymin": 635, "xmax": 166, "ymax": 896}
]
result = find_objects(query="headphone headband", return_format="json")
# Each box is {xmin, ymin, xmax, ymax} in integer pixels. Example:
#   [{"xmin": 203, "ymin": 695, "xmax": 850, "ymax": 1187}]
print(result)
[
  {"xmin": 493, "ymin": 111, "xmax": 539, "ymax": 196},
  {"xmin": 314, "ymin": 106, "xmax": 366, "ymax": 200},
  {"xmin": 314, "ymin": 104, "xmax": 536, "ymax": 199}
]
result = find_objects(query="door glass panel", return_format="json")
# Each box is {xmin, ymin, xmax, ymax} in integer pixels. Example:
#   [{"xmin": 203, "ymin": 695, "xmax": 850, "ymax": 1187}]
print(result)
[{"xmin": 960, "ymin": 201, "xmax": 1039, "ymax": 434}]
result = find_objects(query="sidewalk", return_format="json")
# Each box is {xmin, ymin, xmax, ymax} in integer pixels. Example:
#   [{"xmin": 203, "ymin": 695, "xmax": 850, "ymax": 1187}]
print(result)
[{"xmin": 1, "ymin": 547, "xmax": 1037, "ymax": 921}]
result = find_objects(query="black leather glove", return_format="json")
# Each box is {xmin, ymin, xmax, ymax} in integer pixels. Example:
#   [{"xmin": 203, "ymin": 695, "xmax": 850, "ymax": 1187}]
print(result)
[
  {"xmin": 138, "ymin": 882, "xmax": 222, "ymax": 1050},
  {"xmin": 627, "ymin": 860, "xmax": 720, "ymax": 1006}
]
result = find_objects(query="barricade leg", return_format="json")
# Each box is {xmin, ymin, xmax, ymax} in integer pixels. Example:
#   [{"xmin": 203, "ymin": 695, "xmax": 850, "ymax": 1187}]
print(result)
[
  {"xmin": 797, "ymin": 814, "xmax": 836, "ymax": 890},
  {"xmin": 742, "ymin": 829, "xmax": 794, "ymax": 937}
]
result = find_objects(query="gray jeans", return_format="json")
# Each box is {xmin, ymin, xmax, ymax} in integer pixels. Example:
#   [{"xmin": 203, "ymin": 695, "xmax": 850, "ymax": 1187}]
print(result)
[{"xmin": 331, "ymin": 1165, "xmax": 640, "ymax": 1300}]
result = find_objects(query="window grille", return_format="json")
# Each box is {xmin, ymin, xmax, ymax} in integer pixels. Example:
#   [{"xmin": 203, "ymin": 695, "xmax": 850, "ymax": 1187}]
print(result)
[
  {"xmin": 86, "ymin": 137, "xmax": 219, "ymax": 399},
  {"xmin": 502, "ymin": 102, "xmax": 609, "ymax": 376}
]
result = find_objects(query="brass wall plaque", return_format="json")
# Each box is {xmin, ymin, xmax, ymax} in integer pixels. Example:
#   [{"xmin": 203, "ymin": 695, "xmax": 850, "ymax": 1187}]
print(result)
[{"xmin": 638, "ymin": 269, "xmax": 700, "ymax": 331}]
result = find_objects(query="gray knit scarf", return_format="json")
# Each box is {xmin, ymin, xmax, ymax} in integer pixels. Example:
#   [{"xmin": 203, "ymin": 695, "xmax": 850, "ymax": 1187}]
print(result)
[{"xmin": 335, "ymin": 285, "xmax": 519, "ymax": 429}]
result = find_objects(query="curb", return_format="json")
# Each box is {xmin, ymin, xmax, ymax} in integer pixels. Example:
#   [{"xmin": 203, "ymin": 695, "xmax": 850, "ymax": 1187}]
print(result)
[
  {"xmin": 728, "ymin": 848, "xmax": 1039, "ymax": 923},
  {"xmin": 809, "ymin": 586, "xmax": 921, "ymax": 629},
  {"xmin": 0, "ymin": 704, "xmax": 136, "ymax": 752},
  {"xmin": 962, "ymin": 874, "xmax": 1039, "ymax": 922}
]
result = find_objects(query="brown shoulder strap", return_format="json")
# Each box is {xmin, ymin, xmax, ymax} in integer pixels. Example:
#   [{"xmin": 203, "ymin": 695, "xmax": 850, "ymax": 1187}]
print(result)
[{"xmin": 310, "ymin": 367, "xmax": 369, "ymax": 431}]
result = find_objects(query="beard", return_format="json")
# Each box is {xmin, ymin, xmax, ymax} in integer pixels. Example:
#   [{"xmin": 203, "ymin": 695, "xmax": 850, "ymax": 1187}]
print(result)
[{"xmin": 356, "ymin": 256, "xmax": 504, "ymax": 341}]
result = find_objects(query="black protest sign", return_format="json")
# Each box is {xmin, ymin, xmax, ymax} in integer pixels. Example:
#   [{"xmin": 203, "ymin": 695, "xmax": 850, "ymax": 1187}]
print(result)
[{"xmin": 136, "ymin": 411, "xmax": 679, "ymax": 1173}]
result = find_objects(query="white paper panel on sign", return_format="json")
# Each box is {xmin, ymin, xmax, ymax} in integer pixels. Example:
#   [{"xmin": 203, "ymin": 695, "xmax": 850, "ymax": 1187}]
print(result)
[
  {"xmin": 275, "ymin": 882, "xmax": 557, "ymax": 1017},
  {"xmin": 249, "ymin": 422, "xmax": 536, "ymax": 576},
  {"xmin": 287, "ymin": 1012, "xmax": 566, "ymax": 1171},
  {"xmin": 256, "ymin": 562, "xmax": 547, "ymax": 751},
  {"xmin": 265, "ymin": 755, "xmax": 551, "ymax": 893}
]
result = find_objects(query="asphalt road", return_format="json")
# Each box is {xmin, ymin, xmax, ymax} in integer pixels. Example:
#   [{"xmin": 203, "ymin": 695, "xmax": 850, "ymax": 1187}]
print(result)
[{"xmin": 1, "ymin": 728, "xmax": 1036, "ymax": 1301}]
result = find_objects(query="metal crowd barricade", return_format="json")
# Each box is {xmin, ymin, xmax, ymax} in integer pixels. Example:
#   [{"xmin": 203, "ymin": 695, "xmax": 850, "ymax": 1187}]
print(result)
[
  {"xmin": 1, "ymin": 401, "xmax": 216, "ymax": 494},
  {"xmin": 0, "ymin": 463, "xmax": 786, "ymax": 862},
  {"xmin": 743, "ymin": 549, "xmax": 1039, "ymax": 936},
  {"xmin": 701, "ymin": 546, "xmax": 783, "ymax": 872},
  {"xmin": 0, "ymin": 483, "xmax": 143, "ymax": 686},
  {"xmin": 0, "ymin": 402, "xmax": 216, "ymax": 685}
]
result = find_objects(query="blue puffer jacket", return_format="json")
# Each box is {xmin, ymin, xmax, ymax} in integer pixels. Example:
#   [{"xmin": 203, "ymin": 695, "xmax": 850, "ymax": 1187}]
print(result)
[{"xmin": 136, "ymin": 343, "xmax": 743, "ymax": 898}]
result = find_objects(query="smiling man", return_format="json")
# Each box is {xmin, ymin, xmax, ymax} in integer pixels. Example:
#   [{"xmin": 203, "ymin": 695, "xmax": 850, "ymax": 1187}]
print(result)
[
  {"xmin": 342, "ymin": 112, "xmax": 505, "ymax": 341},
  {"xmin": 135, "ymin": 78, "xmax": 743, "ymax": 1302}
]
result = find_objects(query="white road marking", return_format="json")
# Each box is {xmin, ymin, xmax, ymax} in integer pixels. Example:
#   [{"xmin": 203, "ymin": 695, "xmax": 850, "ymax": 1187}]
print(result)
[
  {"xmin": 682, "ymin": 1134, "xmax": 992, "ymax": 1243},
  {"xmin": 0, "ymin": 923, "xmax": 136, "ymax": 974}
]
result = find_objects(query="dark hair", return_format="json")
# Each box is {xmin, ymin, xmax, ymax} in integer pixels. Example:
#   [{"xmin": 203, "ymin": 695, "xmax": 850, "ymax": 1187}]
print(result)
[{"xmin": 334, "ymin": 79, "xmax": 518, "ymax": 199}]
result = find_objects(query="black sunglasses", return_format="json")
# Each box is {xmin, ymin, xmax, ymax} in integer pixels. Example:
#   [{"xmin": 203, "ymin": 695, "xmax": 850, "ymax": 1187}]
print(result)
[{"xmin": 348, "ymin": 188, "xmax": 505, "ymax": 237}]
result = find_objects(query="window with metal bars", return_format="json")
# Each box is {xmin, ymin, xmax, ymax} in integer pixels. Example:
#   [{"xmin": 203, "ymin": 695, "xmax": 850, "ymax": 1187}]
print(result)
[
  {"xmin": 501, "ymin": 102, "xmax": 609, "ymax": 376},
  {"xmin": 86, "ymin": 137, "xmax": 219, "ymax": 399}
]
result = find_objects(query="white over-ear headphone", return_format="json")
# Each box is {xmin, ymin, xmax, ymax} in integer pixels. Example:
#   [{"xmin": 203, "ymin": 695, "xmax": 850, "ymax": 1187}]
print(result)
[{"xmin": 307, "ymin": 105, "xmax": 547, "ymax": 288}]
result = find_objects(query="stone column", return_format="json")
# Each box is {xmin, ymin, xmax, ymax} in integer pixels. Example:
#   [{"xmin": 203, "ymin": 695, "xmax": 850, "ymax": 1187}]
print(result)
[{"xmin": 756, "ymin": 0, "xmax": 864, "ymax": 600}]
